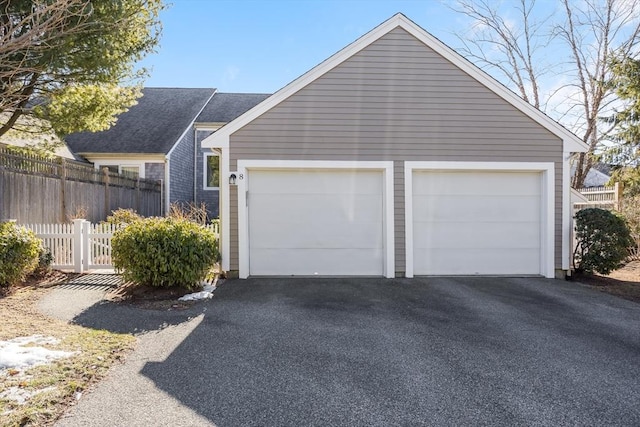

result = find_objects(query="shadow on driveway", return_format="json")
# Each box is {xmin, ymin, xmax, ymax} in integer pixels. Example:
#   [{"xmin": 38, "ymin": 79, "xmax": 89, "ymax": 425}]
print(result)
[
  {"xmin": 72, "ymin": 298, "xmax": 209, "ymax": 335},
  {"xmin": 70, "ymin": 277, "xmax": 640, "ymax": 426}
]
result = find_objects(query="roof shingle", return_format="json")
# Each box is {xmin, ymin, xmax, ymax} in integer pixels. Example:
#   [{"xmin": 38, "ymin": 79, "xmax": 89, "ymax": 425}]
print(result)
[
  {"xmin": 196, "ymin": 92, "xmax": 270, "ymax": 123},
  {"xmin": 65, "ymin": 88, "xmax": 216, "ymax": 154}
]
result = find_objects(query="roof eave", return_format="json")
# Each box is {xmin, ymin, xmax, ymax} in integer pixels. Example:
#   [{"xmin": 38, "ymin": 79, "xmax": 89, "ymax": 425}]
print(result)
[
  {"xmin": 78, "ymin": 152, "xmax": 167, "ymax": 159},
  {"xmin": 195, "ymin": 122, "xmax": 227, "ymax": 129}
]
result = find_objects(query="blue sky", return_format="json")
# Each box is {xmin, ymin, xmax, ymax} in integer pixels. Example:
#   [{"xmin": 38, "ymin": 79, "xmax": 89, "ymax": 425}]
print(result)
[
  {"xmin": 139, "ymin": 0, "xmax": 478, "ymax": 93},
  {"xmin": 139, "ymin": 0, "xmax": 610, "ymax": 129}
]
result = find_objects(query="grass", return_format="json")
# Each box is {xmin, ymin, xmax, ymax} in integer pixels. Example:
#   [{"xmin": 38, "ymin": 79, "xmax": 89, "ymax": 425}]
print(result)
[{"xmin": 0, "ymin": 284, "xmax": 135, "ymax": 427}]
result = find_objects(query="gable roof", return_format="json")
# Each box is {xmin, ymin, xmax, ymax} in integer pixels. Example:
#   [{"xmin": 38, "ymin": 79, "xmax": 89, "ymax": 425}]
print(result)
[
  {"xmin": 65, "ymin": 87, "xmax": 215, "ymax": 155},
  {"xmin": 203, "ymin": 13, "xmax": 588, "ymax": 153},
  {"xmin": 196, "ymin": 93, "xmax": 271, "ymax": 123}
]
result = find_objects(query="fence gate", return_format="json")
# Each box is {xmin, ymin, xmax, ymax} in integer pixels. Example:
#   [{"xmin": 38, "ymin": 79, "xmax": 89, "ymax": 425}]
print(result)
[
  {"xmin": 84, "ymin": 222, "xmax": 118, "ymax": 271},
  {"xmin": 25, "ymin": 220, "xmax": 219, "ymax": 273},
  {"xmin": 26, "ymin": 219, "xmax": 118, "ymax": 272}
]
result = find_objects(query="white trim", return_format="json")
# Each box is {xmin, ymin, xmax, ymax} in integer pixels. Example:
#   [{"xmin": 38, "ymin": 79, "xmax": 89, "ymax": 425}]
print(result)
[
  {"xmin": 203, "ymin": 152, "xmax": 220, "ymax": 190},
  {"xmin": 120, "ymin": 165, "xmax": 141, "ymax": 177},
  {"xmin": 202, "ymin": 14, "xmax": 587, "ymax": 154},
  {"xmin": 571, "ymin": 188, "xmax": 589, "ymax": 204},
  {"xmin": 194, "ymin": 128, "xmax": 198, "ymax": 202},
  {"xmin": 236, "ymin": 160, "xmax": 394, "ymax": 279},
  {"xmin": 562, "ymin": 152, "xmax": 571, "ymax": 271},
  {"xmin": 404, "ymin": 165, "xmax": 415, "ymax": 278},
  {"xmin": 167, "ymin": 90, "xmax": 217, "ymax": 157},
  {"xmin": 220, "ymin": 145, "xmax": 230, "ymax": 271},
  {"xmin": 404, "ymin": 161, "xmax": 555, "ymax": 278},
  {"xmin": 82, "ymin": 153, "xmax": 166, "ymax": 161},
  {"xmin": 199, "ymin": 136, "xmax": 230, "ymax": 271},
  {"xmin": 164, "ymin": 156, "xmax": 170, "ymax": 214},
  {"xmin": 194, "ymin": 123, "xmax": 225, "ymax": 131}
]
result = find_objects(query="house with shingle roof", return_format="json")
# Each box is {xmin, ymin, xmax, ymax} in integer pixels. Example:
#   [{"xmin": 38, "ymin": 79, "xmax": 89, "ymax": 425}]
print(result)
[{"xmin": 65, "ymin": 88, "xmax": 269, "ymax": 218}]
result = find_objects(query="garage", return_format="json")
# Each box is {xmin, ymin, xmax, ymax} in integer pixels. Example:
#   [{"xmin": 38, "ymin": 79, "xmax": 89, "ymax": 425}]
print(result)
[
  {"xmin": 241, "ymin": 164, "xmax": 394, "ymax": 277},
  {"xmin": 203, "ymin": 14, "xmax": 588, "ymax": 278},
  {"xmin": 406, "ymin": 163, "xmax": 554, "ymax": 277}
]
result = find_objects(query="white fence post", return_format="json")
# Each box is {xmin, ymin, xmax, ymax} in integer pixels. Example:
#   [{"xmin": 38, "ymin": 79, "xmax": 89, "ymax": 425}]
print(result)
[
  {"xmin": 82, "ymin": 220, "xmax": 91, "ymax": 272},
  {"xmin": 73, "ymin": 219, "xmax": 84, "ymax": 273}
]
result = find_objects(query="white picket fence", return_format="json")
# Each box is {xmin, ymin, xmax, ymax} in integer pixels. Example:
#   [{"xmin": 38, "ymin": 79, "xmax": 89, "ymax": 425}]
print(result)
[{"xmin": 24, "ymin": 219, "xmax": 220, "ymax": 273}]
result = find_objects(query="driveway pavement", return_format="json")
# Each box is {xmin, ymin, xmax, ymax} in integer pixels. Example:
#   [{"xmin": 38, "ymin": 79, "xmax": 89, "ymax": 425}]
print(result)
[{"xmin": 50, "ymin": 277, "xmax": 640, "ymax": 426}]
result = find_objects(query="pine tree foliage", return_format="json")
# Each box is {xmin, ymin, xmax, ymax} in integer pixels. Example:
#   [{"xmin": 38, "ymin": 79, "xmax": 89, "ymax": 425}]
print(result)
[{"xmin": 0, "ymin": 0, "xmax": 164, "ymax": 138}]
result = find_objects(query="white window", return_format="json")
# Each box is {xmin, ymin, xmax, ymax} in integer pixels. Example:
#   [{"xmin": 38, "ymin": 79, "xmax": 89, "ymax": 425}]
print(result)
[
  {"xmin": 120, "ymin": 166, "xmax": 140, "ymax": 178},
  {"xmin": 96, "ymin": 163, "xmax": 145, "ymax": 178},
  {"xmin": 204, "ymin": 153, "xmax": 220, "ymax": 189}
]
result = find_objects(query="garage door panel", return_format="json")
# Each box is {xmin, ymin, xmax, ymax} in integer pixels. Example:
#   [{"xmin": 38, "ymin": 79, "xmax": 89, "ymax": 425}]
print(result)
[
  {"xmin": 413, "ymin": 195, "xmax": 541, "ymax": 222},
  {"xmin": 414, "ymin": 248, "xmax": 540, "ymax": 275},
  {"xmin": 412, "ymin": 170, "xmax": 543, "ymax": 276},
  {"xmin": 413, "ymin": 171, "xmax": 541, "ymax": 196},
  {"xmin": 250, "ymin": 220, "xmax": 383, "ymax": 249},
  {"xmin": 250, "ymin": 193, "xmax": 383, "ymax": 223},
  {"xmin": 250, "ymin": 248, "xmax": 384, "ymax": 276},
  {"xmin": 413, "ymin": 222, "xmax": 540, "ymax": 249},
  {"xmin": 248, "ymin": 168, "xmax": 385, "ymax": 276},
  {"xmin": 249, "ymin": 169, "xmax": 382, "ymax": 194}
]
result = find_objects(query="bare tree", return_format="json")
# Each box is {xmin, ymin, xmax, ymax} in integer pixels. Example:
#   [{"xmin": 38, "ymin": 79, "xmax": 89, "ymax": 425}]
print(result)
[
  {"xmin": 555, "ymin": 0, "xmax": 640, "ymax": 188},
  {"xmin": 452, "ymin": 0, "xmax": 550, "ymax": 109},
  {"xmin": 452, "ymin": 0, "xmax": 640, "ymax": 188}
]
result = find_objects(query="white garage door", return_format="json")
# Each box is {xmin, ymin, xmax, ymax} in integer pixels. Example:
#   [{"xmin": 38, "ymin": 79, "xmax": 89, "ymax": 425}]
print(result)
[
  {"xmin": 412, "ymin": 170, "xmax": 542, "ymax": 275},
  {"xmin": 248, "ymin": 169, "xmax": 384, "ymax": 276}
]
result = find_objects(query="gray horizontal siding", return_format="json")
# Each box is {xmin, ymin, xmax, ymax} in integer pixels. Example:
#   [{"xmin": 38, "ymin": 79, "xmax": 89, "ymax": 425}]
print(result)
[{"xmin": 229, "ymin": 27, "xmax": 563, "ymax": 274}]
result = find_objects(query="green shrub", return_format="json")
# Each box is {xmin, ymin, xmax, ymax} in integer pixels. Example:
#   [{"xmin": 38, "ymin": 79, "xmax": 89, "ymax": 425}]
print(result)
[
  {"xmin": 574, "ymin": 208, "xmax": 633, "ymax": 274},
  {"xmin": 105, "ymin": 208, "xmax": 142, "ymax": 226},
  {"xmin": 0, "ymin": 222, "xmax": 43, "ymax": 287},
  {"xmin": 111, "ymin": 217, "xmax": 218, "ymax": 289}
]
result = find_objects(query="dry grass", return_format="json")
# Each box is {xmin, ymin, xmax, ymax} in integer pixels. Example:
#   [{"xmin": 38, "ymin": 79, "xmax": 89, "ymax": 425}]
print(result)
[
  {"xmin": 574, "ymin": 260, "xmax": 640, "ymax": 303},
  {"xmin": 0, "ymin": 284, "xmax": 134, "ymax": 427}
]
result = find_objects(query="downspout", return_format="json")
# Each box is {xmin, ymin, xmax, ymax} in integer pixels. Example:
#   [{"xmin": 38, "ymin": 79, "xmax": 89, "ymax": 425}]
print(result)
[
  {"xmin": 194, "ymin": 128, "xmax": 198, "ymax": 203},
  {"xmin": 165, "ymin": 155, "xmax": 171, "ymax": 215},
  {"xmin": 562, "ymin": 149, "xmax": 571, "ymax": 276}
]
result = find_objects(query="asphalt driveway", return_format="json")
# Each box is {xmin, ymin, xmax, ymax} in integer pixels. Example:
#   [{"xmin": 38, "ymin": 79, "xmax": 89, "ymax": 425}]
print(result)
[{"xmin": 53, "ymin": 277, "xmax": 640, "ymax": 426}]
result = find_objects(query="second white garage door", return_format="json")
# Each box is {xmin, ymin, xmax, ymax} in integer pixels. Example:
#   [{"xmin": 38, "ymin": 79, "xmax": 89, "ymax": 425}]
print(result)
[
  {"xmin": 412, "ymin": 170, "xmax": 543, "ymax": 275},
  {"xmin": 248, "ymin": 168, "xmax": 384, "ymax": 276}
]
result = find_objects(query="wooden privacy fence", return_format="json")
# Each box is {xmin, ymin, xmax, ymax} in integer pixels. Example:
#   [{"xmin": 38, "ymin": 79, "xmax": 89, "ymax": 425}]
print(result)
[
  {"xmin": 574, "ymin": 182, "xmax": 623, "ymax": 211},
  {"xmin": 25, "ymin": 220, "xmax": 220, "ymax": 273},
  {"xmin": 0, "ymin": 147, "xmax": 163, "ymax": 223}
]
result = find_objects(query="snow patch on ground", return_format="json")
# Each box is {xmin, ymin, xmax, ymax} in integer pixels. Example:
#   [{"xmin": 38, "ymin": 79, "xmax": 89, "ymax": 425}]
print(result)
[
  {"xmin": 0, "ymin": 385, "xmax": 56, "ymax": 404},
  {"xmin": 0, "ymin": 335, "xmax": 75, "ymax": 371},
  {"xmin": 178, "ymin": 282, "xmax": 216, "ymax": 301}
]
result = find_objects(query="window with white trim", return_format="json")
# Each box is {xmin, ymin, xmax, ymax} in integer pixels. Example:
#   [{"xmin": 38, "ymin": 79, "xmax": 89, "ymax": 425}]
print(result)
[
  {"xmin": 120, "ymin": 166, "xmax": 140, "ymax": 178},
  {"xmin": 97, "ymin": 163, "xmax": 144, "ymax": 178},
  {"xmin": 204, "ymin": 153, "xmax": 220, "ymax": 189}
]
